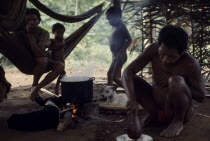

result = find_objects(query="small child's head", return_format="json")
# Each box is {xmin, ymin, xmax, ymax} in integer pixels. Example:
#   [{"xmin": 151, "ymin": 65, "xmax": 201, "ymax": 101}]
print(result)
[
  {"xmin": 106, "ymin": 6, "xmax": 122, "ymax": 26},
  {"xmin": 52, "ymin": 23, "xmax": 65, "ymax": 39}
]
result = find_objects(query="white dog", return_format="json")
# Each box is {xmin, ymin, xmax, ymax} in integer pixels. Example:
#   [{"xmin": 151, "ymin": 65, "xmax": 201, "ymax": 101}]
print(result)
[{"xmin": 101, "ymin": 86, "xmax": 128, "ymax": 106}]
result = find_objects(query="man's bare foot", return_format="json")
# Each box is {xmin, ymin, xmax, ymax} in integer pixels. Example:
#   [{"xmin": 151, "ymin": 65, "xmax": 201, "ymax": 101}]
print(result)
[
  {"xmin": 160, "ymin": 120, "xmax": 183, "ymax": 137},
  {"xmin": 0, "ymin": 84, "xmax": 7, "ymax": 103},
  {"xmin": 30, "ymin": 86, "xmax": 36, "ymax": 93},
  {"xmin": 30, "ymin": 87, "xmax": 39, "ymax": 102}
]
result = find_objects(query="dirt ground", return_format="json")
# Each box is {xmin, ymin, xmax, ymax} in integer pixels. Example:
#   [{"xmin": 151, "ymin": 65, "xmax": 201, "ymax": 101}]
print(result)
[{"xmin": 0, "ymin": 70, "xmax": 210, "ymax": 141}]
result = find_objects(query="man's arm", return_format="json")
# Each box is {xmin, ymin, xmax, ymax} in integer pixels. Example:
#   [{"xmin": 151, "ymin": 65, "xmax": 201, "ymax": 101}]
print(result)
[
  {"xmin": 186, "ymin": 61, "xmax": 206, "ymax": 103},
  {"xmin": 27, "ymin": 27, "xmax": 49, "ymax": 57},
  {"xmin": 117, "ymin": 25, "xmax": 132, "ymax": 57},
  {"xmin": 122, "ymin": 43, "xmax": 158, "ymax": 114},
  {"xmin": 28, "ymin": 34, "xmax": 45, "ymax": 56}
]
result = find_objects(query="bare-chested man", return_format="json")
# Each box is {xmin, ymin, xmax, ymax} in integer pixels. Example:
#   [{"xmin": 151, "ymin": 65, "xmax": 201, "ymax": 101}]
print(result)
[
  {"xmin": 106, "ymin": 6, "xmax": 132, "ymax": 87},
  {"xmin": 122, "ymin": 25, "xmax": 206, "ymax": 138},
  {"xmin": 25, "ymin": 8, "xmax": 64, "ymax": 101},
  {"xmin": 48, "ymin": 23, "xmax": 66, "ymax": 95}
]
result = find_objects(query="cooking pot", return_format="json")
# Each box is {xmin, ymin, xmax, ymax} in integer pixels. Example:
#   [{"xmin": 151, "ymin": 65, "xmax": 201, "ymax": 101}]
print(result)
[{"xmin": 60, "ymin": 76, "xmax": 95, "ymax": 104}]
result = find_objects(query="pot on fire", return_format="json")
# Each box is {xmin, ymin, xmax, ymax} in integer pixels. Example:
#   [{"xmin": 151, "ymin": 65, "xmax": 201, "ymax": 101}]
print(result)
[{"xmin": 60, "ymin": 76, "xmax": 95, "ymax": 104}]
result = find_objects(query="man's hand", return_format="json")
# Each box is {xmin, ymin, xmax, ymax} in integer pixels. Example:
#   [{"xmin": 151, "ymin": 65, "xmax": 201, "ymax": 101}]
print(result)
[
  {"xmin": 126, "ymin": 99, "xmax": 139, "ymax": 115},
  {"xmin": 116, "ymin": 51, "xmax": 124, "ymax": 60},
  {"xmin": 26, "ymin": 24, "xmax": 39, "ymax": 34}
]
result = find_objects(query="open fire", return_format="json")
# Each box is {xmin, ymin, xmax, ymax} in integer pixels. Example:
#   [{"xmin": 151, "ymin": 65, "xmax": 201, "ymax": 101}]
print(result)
[
  {"xmin": 71, "ymin": 104, "xmax": 78, "ymax": 118},
  {"xmin": 57, "ymin": 103, "xmax": 79, "ymax": 131}
]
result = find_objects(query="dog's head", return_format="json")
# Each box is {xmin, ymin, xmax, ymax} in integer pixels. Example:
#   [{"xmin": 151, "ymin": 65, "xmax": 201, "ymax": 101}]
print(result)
[{"xmin": 100, "ymin": 85, "xmax": 117, "ymax": 101}]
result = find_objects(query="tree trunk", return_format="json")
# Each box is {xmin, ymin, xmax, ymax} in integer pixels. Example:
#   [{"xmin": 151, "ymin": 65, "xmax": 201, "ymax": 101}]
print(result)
[{"xmin": 75, "ymin": 0, "xmax": 79, "ymax": 28}]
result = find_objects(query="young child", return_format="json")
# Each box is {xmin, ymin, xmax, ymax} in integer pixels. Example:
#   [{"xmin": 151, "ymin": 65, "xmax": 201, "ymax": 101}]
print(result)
[
  {"xmin": 49, "ymin": 23, "xmax": 66, "ymax": 95},
  {"xmin": 106, "ymin": 6, "xmax": 132, "ymax": 87}
]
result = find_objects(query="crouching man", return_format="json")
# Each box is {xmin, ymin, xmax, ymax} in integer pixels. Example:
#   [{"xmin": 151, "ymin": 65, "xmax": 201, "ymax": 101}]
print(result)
[{"xmin": 122, "ymin": 25, "xmax": 206, "ymax": 137}]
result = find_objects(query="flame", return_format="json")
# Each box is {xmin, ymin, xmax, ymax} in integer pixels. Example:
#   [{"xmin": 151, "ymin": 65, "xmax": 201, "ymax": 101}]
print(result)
[
  {"xmin": 73, "ymin": 108, "xmax": 78, "ymax": 113},
  {"xmin": 71, "ymin": 104, "xmax": 78, "ymax": 118},
  {"xmin": 72, "ymin": 114, "xmax": 76, "ymax": 118}
]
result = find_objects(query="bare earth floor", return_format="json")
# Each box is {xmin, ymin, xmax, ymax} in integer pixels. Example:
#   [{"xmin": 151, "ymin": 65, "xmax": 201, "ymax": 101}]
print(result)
[{"xmin": 0, "ymin": 71, "xmax": 210, "ymax": 141}]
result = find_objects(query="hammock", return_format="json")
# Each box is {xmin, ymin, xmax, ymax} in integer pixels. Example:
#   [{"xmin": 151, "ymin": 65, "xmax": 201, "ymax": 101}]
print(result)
[
  {"xmin": 0, "ymin": 0, "xmax": 103, "ymax": 74},
  {"xmin": 29, "ymin": 0, "xmax": 103, "ymax": 23},
  {"xmin": 0, "ymin": 0, "xmax": 103, "ymax": 30}
]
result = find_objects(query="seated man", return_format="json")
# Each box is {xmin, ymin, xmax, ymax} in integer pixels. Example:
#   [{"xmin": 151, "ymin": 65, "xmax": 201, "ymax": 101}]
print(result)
[
  {"xmin": 25, "ymin": 8, "xmax": 64, "ymax": 101},
  {"xmin": 106, "ymin": 6, "xmax": 132, "ymax": 87},
  {"xmin": 48, "ymin": 23, "xmax": 66, "ymax": 95},
  {"xmin": 122, "ymin": 25, "xmax": 206, "ymax": 138}
]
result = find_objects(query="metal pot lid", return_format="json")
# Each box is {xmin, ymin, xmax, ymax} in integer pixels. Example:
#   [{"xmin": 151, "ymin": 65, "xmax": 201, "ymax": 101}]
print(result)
[{"xmin": 60, "ymin": 76, "xmax": 94, "ymax": 82}]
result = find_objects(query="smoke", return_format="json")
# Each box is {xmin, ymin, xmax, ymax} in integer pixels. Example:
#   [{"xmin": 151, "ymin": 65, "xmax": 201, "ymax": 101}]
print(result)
[{"xmin": 70, "ymin": 63, "xmax": 95, "ymax": 77}]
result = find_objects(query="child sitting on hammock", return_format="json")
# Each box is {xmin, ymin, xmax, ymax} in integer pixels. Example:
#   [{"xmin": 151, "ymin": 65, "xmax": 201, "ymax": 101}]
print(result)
[{"xmin": 48, "ymin": 23, "xmax": 66, "ymax": 95}]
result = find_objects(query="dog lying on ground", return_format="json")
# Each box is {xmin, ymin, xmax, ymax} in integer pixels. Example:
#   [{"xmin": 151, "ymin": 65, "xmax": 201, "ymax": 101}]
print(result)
[{"xmin": 100, "ymin": 85, "xmax": 128, "ymax": 106}]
